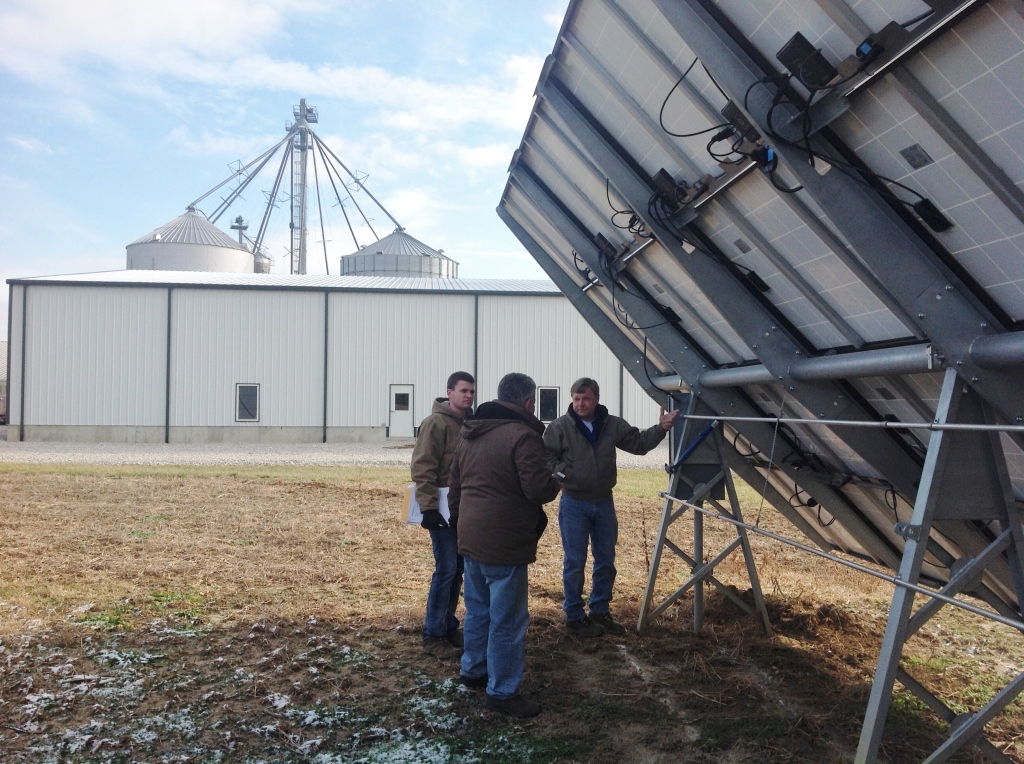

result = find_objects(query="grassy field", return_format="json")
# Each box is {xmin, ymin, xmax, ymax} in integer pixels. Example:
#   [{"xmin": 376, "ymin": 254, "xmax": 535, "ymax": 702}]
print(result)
[{"xmin": 0, "ymin": 463, "xmax": 1021, "ymax": 763}]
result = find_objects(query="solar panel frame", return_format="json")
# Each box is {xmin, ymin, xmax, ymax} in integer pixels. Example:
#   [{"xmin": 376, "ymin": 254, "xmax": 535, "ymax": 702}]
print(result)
[{"xmin": 499, "ymin": 0, "xmax": 1024, "ymax": 634}]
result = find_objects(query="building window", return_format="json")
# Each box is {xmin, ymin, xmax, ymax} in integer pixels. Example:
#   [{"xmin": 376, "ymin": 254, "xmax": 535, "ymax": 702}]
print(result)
[
  {"xmin": 538, "ymin": 387, "xmax": 559, "ymax": 423},
  {"xmin": 394, "ymin": 392, "xmax": 410, "ymax": 411},
  {"xmin": 236, "ymin": 383, "xmax": 260, "ymax": 422}
]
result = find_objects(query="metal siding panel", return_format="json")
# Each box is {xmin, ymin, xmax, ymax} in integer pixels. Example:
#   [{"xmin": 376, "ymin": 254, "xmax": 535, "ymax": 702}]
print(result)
[
  {"xmin": 622, "ymin": 369, "xmax": 662, "ymax": 428},
  {"xmin": 23, "ymin": 286, "xmax": 166, "ymax": 425},
  {"xmin": 326, "ymin": 293, "xmax": 476, "ymax": 427},
  {"xmin": 8, "ymin": 285, "xmax": 23, "ymax": 427},
  {"xmin": 170, "ymin": 289, "xmax": 324, "ymax": 427},
  {"xmin": 477, "ymin": 295, "xmax": 622, "ymax": 409}
]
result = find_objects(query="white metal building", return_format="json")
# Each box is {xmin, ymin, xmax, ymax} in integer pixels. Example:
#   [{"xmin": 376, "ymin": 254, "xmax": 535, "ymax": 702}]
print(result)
[{"xmin": 6, "ymin": 271, "xmax": 659, "ymax": 443}]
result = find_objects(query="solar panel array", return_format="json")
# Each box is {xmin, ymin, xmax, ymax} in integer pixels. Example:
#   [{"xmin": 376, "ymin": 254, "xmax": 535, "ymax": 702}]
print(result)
[{"xmin": 499, "ymin": 0, "xmax": 1024, "ymax": 612}]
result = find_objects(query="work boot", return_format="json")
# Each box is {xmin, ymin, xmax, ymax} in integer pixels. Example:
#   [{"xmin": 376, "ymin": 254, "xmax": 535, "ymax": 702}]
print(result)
[
  {"xmin": 446, "ymin": 629, "xmax": 464, "ymax": 649},
  {"xmin": 458, "ymin": 673, "xmax": 488, "ymax": 689},
  {"xmin": 565, "ymin": 615, "xmax": 604, "ymax": 638},
  {"xmin": 590, "ymin": 612, "xmax": 626, "ymax": 636},
  {"xmin": 422, "ymin": 636, "xmax": 461, "ymax": 660},
  {"xmin": 485, "ymin": 693, "xmax": 541, "ymax": 718}
]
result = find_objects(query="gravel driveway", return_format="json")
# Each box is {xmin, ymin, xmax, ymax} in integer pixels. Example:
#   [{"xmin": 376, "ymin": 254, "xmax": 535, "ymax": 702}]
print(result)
[{"xmin": 0, "ymin": 428, "xmax": 668, "ymax": 470}]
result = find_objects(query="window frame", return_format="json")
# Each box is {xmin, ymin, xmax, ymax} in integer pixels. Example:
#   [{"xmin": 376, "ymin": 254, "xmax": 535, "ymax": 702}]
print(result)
[
  {"xmin": 235, "ymin": 383, "xmax": 260, "ymax": 423},
  {"xmin": 537, "ymin": 386, "xmax": 560, "ymax": 423}
]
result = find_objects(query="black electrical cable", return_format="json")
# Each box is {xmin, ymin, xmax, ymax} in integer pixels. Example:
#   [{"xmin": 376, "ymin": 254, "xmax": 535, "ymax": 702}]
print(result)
[
  {"xmin": 769, "ymin": 172, "xmax": 804, "ymax": 194},
  {"xmin": 817, "ymin": 505, "xmax": 837, "ymax": 527},
  {"xmin": 660, "ymin": 57, "xmax": 732, "ymax": 139},
  {"xmin": 701, "ymin": 62, "xmax": 729, "ymax": 101},
  {"xmin": 599, "ymin": 247, "xmax": 671, "ymax": 332},
  {"xmin": 642, "ymin": 335, "xmax": 658, "ymax": 389},
  {"xmin": 605, "ymin": 178, "xmax": 631, "ymax": 217},
  {"xmin": 756, "ymin": 77, "xmax": 935, "ymax": 209},
  {"xmin": 884, "ymin": 484, "xmax": 909, "ymax": 522},
  {"xmin": 647, "ymin": 192, "xmax": 775, "ymax": 291},
  {"xmin": 901, "ymin": 9, "xmax": 935, "ymax": 28},
  {"xmin": 605, "ymin": 179, "xmax": 649, "ymax": 237}
]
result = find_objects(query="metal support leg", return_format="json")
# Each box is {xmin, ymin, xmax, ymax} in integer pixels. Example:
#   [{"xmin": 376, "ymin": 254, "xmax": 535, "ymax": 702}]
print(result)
[
  {"xmin": 638, "ymin": 395, "xmax": 698, "ymax": 633},
  {"xmin": 694, "ymin": 506, "xmax": 704, "ymax": 632},
  {"xmin": 856, "ymin": 368, "xmax": 1024, "ymax": 763},
  {"xmin": 639, "ymin": 409, "xmax": 772, "ymax": 636}
]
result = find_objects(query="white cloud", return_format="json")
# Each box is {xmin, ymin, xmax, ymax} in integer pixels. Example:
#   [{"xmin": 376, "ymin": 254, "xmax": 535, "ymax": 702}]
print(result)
[
  {"xmin": 543, "ymin": 12, "xmax": 564, "ymax": 28},
  {"xmin": 7, "ymin": 137, "xmax": 53, "ymax": 154},
  {"xmin": 0, "ymin": 0, "xmax": 545, "ymax": 136},
  {"xmin": 165, "ymin": 126, "xmax": 282, "ymax": 159},
  {"xmin": 0, "ymin": 0, "xmax": 284, "ymax": 81},
  {"xmin": 380, "ymin": 187, "xmax": 453, "ymax": 235},
  {"xmin": 543, "ymin": 1, "xmax": 570, "ymax": 29}
]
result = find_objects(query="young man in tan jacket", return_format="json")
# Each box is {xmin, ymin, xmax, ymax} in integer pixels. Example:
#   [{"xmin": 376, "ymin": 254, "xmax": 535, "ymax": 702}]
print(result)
[{"xmin": 411, "ymin": 371, "xmax": 475, "ymax": 659}]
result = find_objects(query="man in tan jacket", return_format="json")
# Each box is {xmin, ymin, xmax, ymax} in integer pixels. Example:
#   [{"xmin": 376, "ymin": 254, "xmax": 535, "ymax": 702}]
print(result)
[
  {"xmin": 411, "ymin": 371, "xmax": 475, "ymax": 659},
  {"xmin": 544, "ymin": 377, "xmax": 677, "ymax": 637}
]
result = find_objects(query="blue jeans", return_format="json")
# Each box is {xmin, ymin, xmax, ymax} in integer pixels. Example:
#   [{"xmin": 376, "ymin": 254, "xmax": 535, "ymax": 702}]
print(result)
[
  {"xmin": 423, "ymin": 527, "xmax": 463, "ymax": 640},
  {"xmin": 559, "ymin": 494, "xmax": 618, "ymax": 621},
  {"xmin": 461, "ymin": 559, "xmax": 529, "ymax": 700}
]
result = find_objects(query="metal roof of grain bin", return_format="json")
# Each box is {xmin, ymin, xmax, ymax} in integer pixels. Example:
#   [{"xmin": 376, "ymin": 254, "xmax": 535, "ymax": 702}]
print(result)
[
  {"xmin": 127, "ymin": 208, "xmax": 255, "ymax": 273},
  {"xmin": 340, "ymin": 228, "xmax": 458, "ymax": 278}
]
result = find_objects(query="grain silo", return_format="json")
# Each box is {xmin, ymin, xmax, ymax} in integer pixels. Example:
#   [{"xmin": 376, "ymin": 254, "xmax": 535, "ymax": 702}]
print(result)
[
  {"xmin": 127, "ymin": 207, "xmax": 255, "ymax": 273},
  {"xmin": 339, "ymin": 228, "xmax": 458, "ymax": 278}
]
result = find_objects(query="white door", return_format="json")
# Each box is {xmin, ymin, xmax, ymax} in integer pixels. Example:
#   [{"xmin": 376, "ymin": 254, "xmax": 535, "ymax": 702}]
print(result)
[{"xmin": 389, "ymin": 384, "xmax": 414, "ymax": 438}]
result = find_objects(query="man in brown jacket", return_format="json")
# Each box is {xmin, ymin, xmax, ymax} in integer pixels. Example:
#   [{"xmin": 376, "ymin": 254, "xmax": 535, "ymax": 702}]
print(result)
[
  {"xmin": 411, "ymin": 371, "xmax": 475, "ymax": 660},
  {"xmin": 544, "ymin": 377, "xmax": 677, "ymax": 637},
  {"xmin": 448, "ymin": 372, "xmax": 561, "ymax": 718}
]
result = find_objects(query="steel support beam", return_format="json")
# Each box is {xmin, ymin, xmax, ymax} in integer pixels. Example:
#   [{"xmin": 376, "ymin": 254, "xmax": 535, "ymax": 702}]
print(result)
[
  {"xmin": 971, "ymin": 331, "xmax": 1024, "ymax": 369},
  {"xmin": 812, "ymin": 0, "xmax": 1024, "ymax": 228},
  {"xmin": 652, "ymin": 342, "xmax": 939, "ymax": 390},
  {"xmin": 508, "ymin": 163, "xmax": 905, "ymax": 570},
  {"xmin": 652, "ymin": 0, "xmax": 1024, "ymax": 428},
  {"xmin": 535, "ymin": 73, "xmax": 924, "ymax": 500},
  {"xmin": 855, "ymin": 369, "xmax": 1024, "ymax": 763}
]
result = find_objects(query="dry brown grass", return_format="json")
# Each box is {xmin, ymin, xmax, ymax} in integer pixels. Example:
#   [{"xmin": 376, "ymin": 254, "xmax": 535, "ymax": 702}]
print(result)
[
  {"xmin": 0, "ymin": 463, "xmax": 1021, "ymax": 763},
  {"xmin": 0, "ymin": 464, "xmax": 888, "ymax": 632}
]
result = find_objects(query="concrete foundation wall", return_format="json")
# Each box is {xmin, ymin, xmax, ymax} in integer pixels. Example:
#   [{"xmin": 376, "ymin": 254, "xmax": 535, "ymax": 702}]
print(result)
[
  {"xmin": 11, "ymin": 425, "xmax": 396, "ymax": 444},
  {"xmin": 325, "ymin": 427, "xmax": 390, "ymax": 444},
  {"xmin": 169, "ymin": 427, "xmax": 324, "ymax": 444},
  {"xmin": 17, "ymin": 425, "xmax": 166, "ymax": 443}
]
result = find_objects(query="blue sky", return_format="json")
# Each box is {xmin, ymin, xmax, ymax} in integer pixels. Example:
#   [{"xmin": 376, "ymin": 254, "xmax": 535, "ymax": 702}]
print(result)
[{"xmin": 0, "ymin": 0, "xmax": 569, "ymax": 336}]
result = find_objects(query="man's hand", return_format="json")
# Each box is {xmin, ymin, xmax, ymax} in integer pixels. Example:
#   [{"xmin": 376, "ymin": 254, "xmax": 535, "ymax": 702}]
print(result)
[
  {"xmin": 659, "ymin": 407, "xmax": 680, "ymax": 431},
  {"xmin": 420, "ymin": 510, "xmax": 449, "ymax": 530}
]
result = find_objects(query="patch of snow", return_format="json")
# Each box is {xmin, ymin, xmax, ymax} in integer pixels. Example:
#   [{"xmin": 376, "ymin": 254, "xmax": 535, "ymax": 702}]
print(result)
[{"xmin": 266, "ymin": 693, "xmax": 291, "ymax": 710}]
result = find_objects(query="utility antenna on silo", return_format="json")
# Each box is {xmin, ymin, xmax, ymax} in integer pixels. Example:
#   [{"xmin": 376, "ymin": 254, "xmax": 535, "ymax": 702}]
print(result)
[
  {"xmin": 187, "ymin": 99, "xmax": 402, "ymax": 275},
  {"xmin": 230, "ymin": 215, "xmax": 248, "ymax": 247}
]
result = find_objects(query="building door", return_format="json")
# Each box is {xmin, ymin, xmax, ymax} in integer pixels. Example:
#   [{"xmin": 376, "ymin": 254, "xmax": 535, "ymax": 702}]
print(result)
[{"xmin": 389, "ymin": 384, "xmax": 414, "ymax": 438}]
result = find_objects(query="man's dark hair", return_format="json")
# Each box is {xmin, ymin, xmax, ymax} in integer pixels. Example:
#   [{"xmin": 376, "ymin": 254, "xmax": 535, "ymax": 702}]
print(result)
[
  {"xmin": 571, "ymin": 377, "xmax": 600, "ymax": 397},
  {"xmin": 447, "ymin": 371, "xmax": 475, "ymax": 391},
  {"xmin": 497, "ymin": 373, "xmax": 536, "ymax": 406}
]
